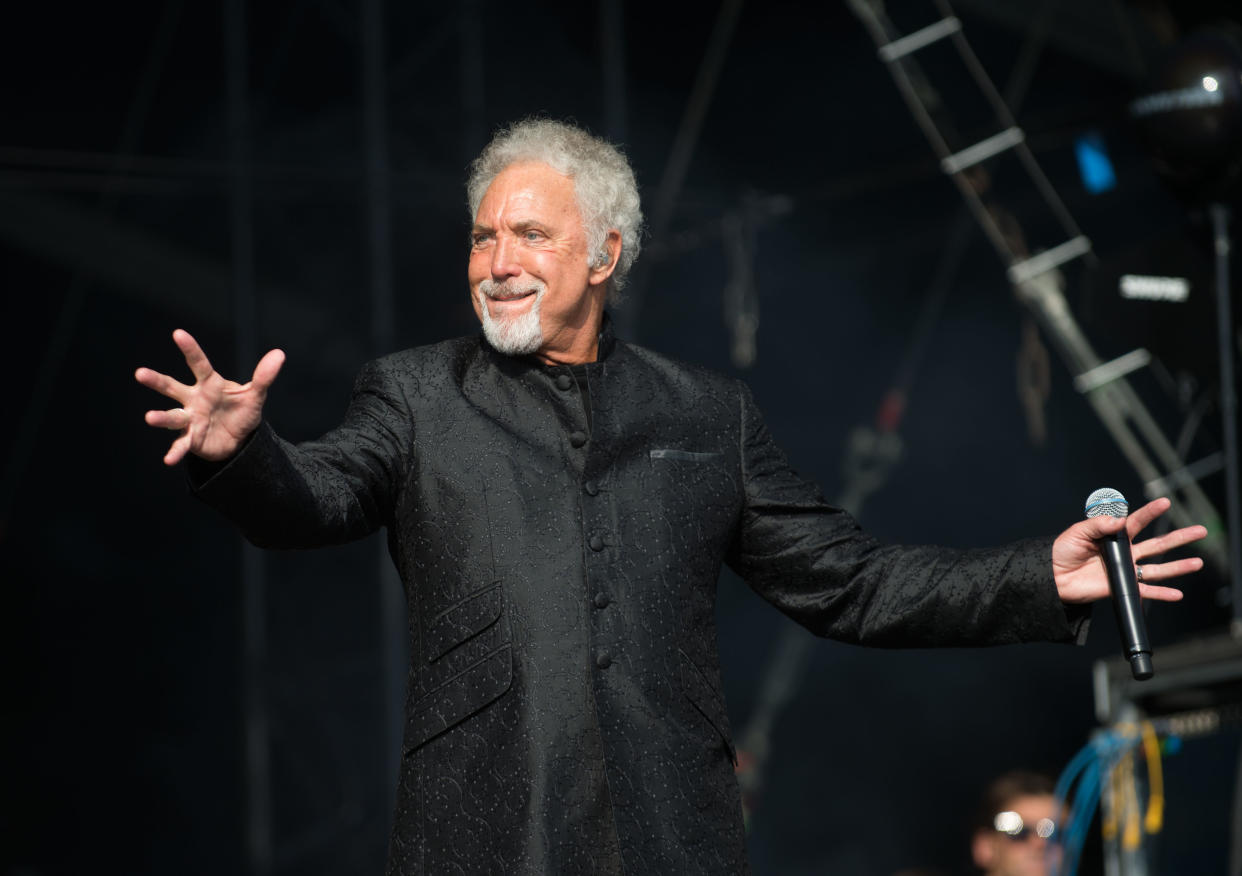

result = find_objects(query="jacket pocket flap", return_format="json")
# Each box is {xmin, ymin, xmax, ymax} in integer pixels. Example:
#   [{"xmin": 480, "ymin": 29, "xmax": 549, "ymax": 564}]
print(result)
[
  {"xmin": 425, "ymin": 582, "xmax": 503, "ymax": 662},
  {"xmin": 404, "ymin": 645, "xmax": 513, "ymax": 755},
  {"xmin": 678, "ymin": 649, "xmax": 737, "ymax": 764}
]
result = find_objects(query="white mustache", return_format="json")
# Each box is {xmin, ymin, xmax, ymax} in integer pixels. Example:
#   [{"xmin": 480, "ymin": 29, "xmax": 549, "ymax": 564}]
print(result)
[{"xmin": 479, "ymin": 279, "xmax": 545, "ymax": 301}]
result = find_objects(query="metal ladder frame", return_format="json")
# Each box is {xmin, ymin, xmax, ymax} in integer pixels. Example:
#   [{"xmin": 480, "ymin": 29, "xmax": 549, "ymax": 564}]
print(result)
[{"xmin": 847, "ymin": 0, "xmax": 1229, "ymax": 572}]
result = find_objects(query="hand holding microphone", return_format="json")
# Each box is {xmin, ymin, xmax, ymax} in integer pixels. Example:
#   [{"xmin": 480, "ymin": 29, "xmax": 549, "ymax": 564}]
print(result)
[
  {"xmin": 1084, "ymin": 488, "xmax": 1153, "ymax": 679},
  {"xmin": 1048, "ymin": 492, "xmax": 1208, "ymax": 680}
]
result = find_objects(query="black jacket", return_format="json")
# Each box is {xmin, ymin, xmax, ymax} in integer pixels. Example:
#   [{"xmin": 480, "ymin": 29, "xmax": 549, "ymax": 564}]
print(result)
[{"xmin": 193, "ymin": 323, "xmax": 1084, "ymax": 874}]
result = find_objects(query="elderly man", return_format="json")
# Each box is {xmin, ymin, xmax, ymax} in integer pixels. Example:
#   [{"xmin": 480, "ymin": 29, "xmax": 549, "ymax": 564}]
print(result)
[{"xmin": 136, "ymin": 119, "xmax": 1203, "ymax": 875}]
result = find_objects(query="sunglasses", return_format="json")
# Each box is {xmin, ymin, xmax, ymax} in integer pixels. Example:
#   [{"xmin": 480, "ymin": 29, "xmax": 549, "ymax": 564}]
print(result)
[{"xmin": 993, "ymin": 811, "xmax": 1056, "ymax": 841}]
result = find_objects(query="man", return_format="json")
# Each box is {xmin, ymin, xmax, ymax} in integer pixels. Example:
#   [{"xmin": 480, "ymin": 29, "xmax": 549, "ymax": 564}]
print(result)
[
  {"xmin": 971, "ymin": 771, "xmax": 1061, "ymax": 876},
  {"xmin": 135, "ymin": 119, "xmax": 1204, "ymax": 874}
]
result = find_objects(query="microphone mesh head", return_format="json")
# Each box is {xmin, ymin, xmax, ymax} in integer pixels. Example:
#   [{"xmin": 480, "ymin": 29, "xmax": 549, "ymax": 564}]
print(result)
[{"xmin": 1085, "ymin": 487, "xmax": 1129, "ymax": 519}]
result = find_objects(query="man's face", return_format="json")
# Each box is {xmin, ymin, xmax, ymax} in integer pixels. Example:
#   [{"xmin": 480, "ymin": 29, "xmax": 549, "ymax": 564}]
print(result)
[
  {"xmin": 973, "ymin": 794, "xmax": 1060, "ymax": 876},
  {"xmin": 468, "ymin": 161, "xmax": 614, "ymax": 365}
]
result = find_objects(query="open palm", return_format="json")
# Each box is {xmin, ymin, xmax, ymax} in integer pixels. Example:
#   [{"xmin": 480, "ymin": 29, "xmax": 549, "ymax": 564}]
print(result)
[
  {"xmin": 135, "ymin": 328, "xmax": 285, "ymax": 466},
  {"xmin": 1051, "ymin": 497, "xmax": 1206, "ymax": 604}
]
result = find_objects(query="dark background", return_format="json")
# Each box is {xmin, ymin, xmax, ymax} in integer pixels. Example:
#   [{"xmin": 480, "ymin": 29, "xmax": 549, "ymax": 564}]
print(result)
[{"xmin": 3, "ymin": 1, "xmax": 1240, "ymax": 873}]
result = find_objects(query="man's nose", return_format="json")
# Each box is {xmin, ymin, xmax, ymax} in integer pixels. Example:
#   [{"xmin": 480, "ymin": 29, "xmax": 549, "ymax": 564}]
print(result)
[{"xmin": 491, "ymin": 235, "xmax": 521, "ymax": 280}]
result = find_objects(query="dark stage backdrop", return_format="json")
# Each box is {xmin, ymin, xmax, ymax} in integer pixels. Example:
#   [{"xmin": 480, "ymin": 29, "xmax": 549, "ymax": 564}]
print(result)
[{"xmin": 3, "ymin": 1, "xmax": 1236, "ymax": 874}]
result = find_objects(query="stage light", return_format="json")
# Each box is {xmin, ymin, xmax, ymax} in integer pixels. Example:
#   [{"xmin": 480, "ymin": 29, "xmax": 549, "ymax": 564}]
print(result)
[
  {"xmin": 1130, "ymin": 28, "xmax": 1242, "ymax": 202},
  {"xmin": 1118, "ymin": 274, "xmax": 1190, "ymax": 302},
  {"xmin": 1074, "ymin": 131, "xmax": 1117, "ymax": 194}
]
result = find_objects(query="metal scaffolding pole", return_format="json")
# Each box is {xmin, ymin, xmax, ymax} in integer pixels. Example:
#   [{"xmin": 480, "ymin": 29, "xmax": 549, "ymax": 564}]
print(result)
[
  {"xmin": 362, "ymin": 0, "xmax": 394, "ymax": 356},
  {"xmin": 0, "ymin": 0, "xmax": 183, "ymax": 526},
  {"xmin": 1210, "ymin": 204, "xmax": 1242, "ymax": 632},
  {"xmin": 459, "ymin": 0, "xmax": 486, "ymax": 161},
  {"xmin": 618, "ymin": 0, "xmax": 744, "ymax": 339},
  {"xmin": 361, "ymin": 0, "xmax": 408, "ymax": 812},
  {"xmin": 225, "ymin": 2, "xmax": 272, "ymax": 873},
  {"xmin": 599, "ymin": 0, "xmax": 628, "ymax": 143}
]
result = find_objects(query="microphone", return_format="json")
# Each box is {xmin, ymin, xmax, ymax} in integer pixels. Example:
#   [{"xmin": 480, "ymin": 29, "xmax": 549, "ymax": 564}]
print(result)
[{"xmin": 1084, "ymin": 488, "xmax": 1154, "ymax": 680}]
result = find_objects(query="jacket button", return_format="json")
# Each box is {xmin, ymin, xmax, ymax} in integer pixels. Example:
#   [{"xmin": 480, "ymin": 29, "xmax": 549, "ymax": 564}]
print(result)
[
  {"xmin": 555, "ymin": 373, "xmax": 573, "ymax": 391},
  {"xmin": 593, "ymin": 592, "xmax": 610, "ymax": 609},
  {"xmin": 589, "ymin": 534, "xmax": 605, "ymax": 552},
  {"xmin": 584, "ymin": 480, "xmax": 599, "ymax": 496},
  {"xmin": 596, "ymin": 652, "xmax": 612, "ymax": 669},
  {"xmin": 569, "ymin": 430, "xmax": 588, "ymax": 448}
]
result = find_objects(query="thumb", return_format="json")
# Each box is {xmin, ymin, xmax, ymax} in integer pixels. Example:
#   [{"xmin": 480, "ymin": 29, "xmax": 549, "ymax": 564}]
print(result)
[
  {"xmin": 251, "ymin": 348, "xmax": 286, "ymax": 391},
  {"xmin": 1078, "ymin": 514, "xmax": 1128, "ymax": 540}
]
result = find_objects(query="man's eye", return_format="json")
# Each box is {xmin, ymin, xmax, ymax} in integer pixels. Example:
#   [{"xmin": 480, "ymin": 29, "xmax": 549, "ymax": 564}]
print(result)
[
  {"xmin": 471, "ymin": 234, "xmax": 492, "ymax": 247},
  {"xmin": 524, "ymin": 230, "xmax": 544, "ymax": 242}
]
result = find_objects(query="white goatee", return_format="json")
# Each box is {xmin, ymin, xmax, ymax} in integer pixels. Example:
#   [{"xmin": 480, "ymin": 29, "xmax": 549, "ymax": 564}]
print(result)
[{"xmin": 477, "ymin": 279, "xmax": 545, "ymax": 355}]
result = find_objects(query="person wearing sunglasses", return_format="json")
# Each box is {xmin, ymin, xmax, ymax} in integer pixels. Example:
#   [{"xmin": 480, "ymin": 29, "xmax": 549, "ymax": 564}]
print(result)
[{"xmin": 972, "ymin": 771, "xmax": 1061, "ymax": 876}]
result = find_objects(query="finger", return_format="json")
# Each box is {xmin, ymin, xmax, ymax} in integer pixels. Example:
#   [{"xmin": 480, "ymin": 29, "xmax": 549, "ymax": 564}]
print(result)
[
  {"xmin": 1125, "ymin": 497, "xmax": 1172, "ymax": 539},
  {"xmin": 1137, "ymin": 583, "xmax": 1185, "ymax": 602},
  {"xmin": 1076, "ymin": 514, "xmax": 1127, "ymax": 541},
  {"xmin": 250, "ymin": 348, "xmax": 286, "ymax": 392},
  {"xmin": 172, "ymin": 328, "xmax": 216, "ymax": 383},
  {"xmin": 134, "ymin": 366, "xmax": 192, "ymax": 404},
  {"xmin": 145, "ymin": 408, "xmax": 191, "ymax": 431},
  {"xmin": 1133, "ymin": 525, "xmax": 1209, "ymax": 561},
  {"xmin": 1138, "ymin": 556, "xmax": 1204, "ymax": 583},
  {"xmin": 164, "ymin": 431, "xmax": 192, "ymax": 466}
]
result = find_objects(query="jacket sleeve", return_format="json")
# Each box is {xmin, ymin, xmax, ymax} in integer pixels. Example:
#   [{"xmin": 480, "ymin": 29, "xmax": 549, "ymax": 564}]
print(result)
[
  {"xmin": 725, "ymin": 382, "xmax": 1089, "ymax": 647},
  {"xmin": 187, "ymin": 359, "xmax": 411, "ymax": 549}
]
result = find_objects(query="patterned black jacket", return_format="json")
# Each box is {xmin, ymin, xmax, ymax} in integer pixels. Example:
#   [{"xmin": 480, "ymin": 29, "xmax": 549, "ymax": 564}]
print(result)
[{"xmin": 193, "ymin": 321, "xmax": 1084, "ymax": 875}]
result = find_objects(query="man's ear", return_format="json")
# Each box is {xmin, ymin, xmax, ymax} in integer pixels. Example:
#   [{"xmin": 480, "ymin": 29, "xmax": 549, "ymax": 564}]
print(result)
[
  {"xmin": 972, "ymin": 831, "xmax": 995, "ymax": 871},
  {"xmin": 588, "ymin": 229, "xmax": 622, "ymax": 286}
]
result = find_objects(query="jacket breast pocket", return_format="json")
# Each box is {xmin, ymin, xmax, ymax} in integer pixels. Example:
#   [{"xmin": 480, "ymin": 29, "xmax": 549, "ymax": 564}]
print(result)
[
  {"xmin": 405, "ymin": 582, "xmax": 513, "ymax": 755},
  {"xmin": 679, "ymin": 648, "xmax": 737, "ymax": 765},
  {"xmin": 645, "ymin": 448, "xmax": 739, "ymax": 555},
  {"xmin": 650, "ymin": 448, "xmax": 723, "ymax": 462}
]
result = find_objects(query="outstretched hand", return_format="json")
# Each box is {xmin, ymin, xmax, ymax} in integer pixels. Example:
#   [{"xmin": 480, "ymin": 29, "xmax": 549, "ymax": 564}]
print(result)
[
  {"xmin": 1052, "ymin": 496, "xmax": 1206, "ymax": 604},
  {"xmin": 135, "ymin": 328, "xmax": 285, "ymax": 466}
]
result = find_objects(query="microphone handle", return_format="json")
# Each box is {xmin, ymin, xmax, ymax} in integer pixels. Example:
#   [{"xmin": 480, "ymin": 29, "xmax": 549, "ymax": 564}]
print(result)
[{"xmin": 1101, "ymin": 531, "xmax": 1154, "ymax": 680}]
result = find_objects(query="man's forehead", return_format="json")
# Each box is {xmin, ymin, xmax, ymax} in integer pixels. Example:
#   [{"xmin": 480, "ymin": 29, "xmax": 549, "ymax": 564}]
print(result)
[
  {"xmin": 471, "ymin": 216, "xmax": 551, "ymax": 231},
  {"xmin": 1004, "ymin": 794, "xmax": 1058, "ymax": 815},
  {"xmin": 474, "ymin": 161, "xmax": 581, "ymax": 224}
]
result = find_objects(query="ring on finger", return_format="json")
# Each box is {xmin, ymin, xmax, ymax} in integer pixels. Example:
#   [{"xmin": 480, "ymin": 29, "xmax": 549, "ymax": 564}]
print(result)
[{"xmin": 1136, "ymin": 564, "xmax": 1144, "ymax": 582}]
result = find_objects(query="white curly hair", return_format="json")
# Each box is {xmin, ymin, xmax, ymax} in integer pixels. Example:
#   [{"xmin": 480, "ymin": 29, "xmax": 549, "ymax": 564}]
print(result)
[{"xmin": 467, "ymin": 118, "xmax": 643, "ymax": 303}]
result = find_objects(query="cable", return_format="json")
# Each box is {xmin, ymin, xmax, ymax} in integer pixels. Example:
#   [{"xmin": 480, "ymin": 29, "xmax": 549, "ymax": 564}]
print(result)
[
  {"xmin": 1051, "ymin": 724, "xmax": 1167, "ymax": 876},
  {"xmin": 1142, "ymin": 720, "xmax": 1165, "ymax": 835}
]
